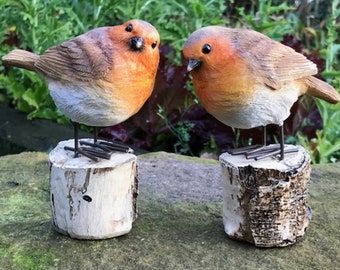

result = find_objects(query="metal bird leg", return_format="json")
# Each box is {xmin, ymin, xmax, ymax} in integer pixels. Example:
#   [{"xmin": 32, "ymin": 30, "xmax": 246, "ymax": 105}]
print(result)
[
  {"xmin": 64, "ymin": 123, "xmax": 134, "ymax": 161},
  {"xmin": 229, "ymin": 125, "xmax": 298, "ymax": 160},
  {"xmin": 74, "ymin": 122, "xmax": 79, "ymax": 158},
  {"xmin": 279, "ymin": 125, "xmax": 285, "ymax": 160},
  {"xmin": 64, "ymin": 122, "xmax": 85, "ymax": 159},
  {"xmin": 93, "ymin": 126, "xmax": 98, "ymax": 143}
]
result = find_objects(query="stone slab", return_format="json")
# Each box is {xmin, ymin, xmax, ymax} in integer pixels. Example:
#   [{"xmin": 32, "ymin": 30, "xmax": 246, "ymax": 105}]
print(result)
[{"xmin": 0, "ymin": 151, "xmax": 339, "ymax": 269}]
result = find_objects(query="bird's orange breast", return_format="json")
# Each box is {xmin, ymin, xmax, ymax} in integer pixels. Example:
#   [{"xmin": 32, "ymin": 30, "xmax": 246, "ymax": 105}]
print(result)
[
  {"xmin": 101, "ymin": 47, "xmax": 159, "ymax": 116},
  {"xmin": 191, "ymin": 55, "xmax": 255, "ymax": 117}
]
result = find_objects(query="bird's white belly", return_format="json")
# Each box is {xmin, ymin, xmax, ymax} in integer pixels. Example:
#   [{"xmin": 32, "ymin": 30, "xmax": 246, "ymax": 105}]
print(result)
[
  {"xmin": 48, "ymin": 82, "xmax": 130, "ymax": 127},
  {"xmin": 215, "ymin": 83, "xmax": 300, "ymax": 129}
]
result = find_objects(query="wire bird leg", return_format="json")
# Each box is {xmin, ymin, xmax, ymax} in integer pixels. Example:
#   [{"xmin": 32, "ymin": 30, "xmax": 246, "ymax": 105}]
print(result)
[
  {"xmin": 64, "ymin": 123, "xmax": 134, "ymax": 162},
  {"xmin": 228, "ymin": 125, "xmax": 298, "ymax": 161}
]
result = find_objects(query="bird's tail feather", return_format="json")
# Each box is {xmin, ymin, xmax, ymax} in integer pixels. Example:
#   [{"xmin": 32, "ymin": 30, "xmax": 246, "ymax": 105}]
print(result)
[
  {"xmin": 306, "ymin": 76, "xmax": 340, "ymax": 104},
  {"xmin": 2, "ymin": 49, "xmax": 39, "ymax": 72}
]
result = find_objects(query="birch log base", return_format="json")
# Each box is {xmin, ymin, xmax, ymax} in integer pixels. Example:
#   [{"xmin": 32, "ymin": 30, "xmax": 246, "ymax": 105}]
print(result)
[
  {"xmin": 48, "ymin": 139, "xmax": 138, "ymax": 240},
  {"xmin": 220, "ymin": 144, "xmax": 311, "ymax": 247}
]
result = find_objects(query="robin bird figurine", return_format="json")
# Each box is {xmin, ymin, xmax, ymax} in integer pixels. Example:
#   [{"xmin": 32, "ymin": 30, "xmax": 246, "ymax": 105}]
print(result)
[
  {"xmin": 183, "ymin": 26, "xmax": 340, "ymax": 160},
  {"xmin": 2, "ymin": 19, "xmax": 160, "ymax": 161}
]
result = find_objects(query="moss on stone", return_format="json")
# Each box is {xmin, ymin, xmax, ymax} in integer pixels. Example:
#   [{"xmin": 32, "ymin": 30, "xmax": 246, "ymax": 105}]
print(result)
[
  {"xmin": 139, "ymin": 151, "xmax": 219, "ymax": 165},
  {"xmin": 12, "ymin": 249, "xmax": 57, "ymax": 270}
]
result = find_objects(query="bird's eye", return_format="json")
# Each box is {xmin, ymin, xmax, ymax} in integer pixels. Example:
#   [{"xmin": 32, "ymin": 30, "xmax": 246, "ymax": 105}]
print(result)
[
  {"xmin": 202, "ymin": 44, "xmax": 212, "ymax": 54},
  {"xmin": 125, "ymin": 24, "xmax": 133, "ymax": 32},
  {"xmin": 151, "ymin": 41, "xmax": 157, "ymax": 49}
]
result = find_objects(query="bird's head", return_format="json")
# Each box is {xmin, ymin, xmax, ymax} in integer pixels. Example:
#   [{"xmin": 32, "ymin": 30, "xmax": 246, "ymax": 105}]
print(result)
[
  {"xmin": 183, "ymin": 26, "xmax": 236, "ymax": 73},
  {"xmin": 118, "ymin": 19, "xmax": 160, "ymax": 54}
]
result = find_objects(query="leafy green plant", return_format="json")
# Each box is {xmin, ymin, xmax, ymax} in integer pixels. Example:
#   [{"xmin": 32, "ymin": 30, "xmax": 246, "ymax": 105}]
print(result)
[
  {"xmin": 1, "ymin": 0, "xmax": 87, "ymax": 124},
  {"xmin": 157, "ymin": 104, "xmax": 194, "ymax": 155},
  {"xmin": 236, "ymin": 0, "xmax": 297, "ymax": 39},
  {"xmin": 298, "ymin": 102, "xmax": 340, "ymax": 163},
  {"xmin": 299, "ymin": 0, "xmax": 340, "ymax": 163}
]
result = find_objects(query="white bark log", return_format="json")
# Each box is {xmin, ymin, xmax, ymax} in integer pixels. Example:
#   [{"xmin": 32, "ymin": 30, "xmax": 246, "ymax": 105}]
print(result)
[
  {"xmin": 49, "ymin": 139, "xmax": 138, "ymax": 239},
  {"xmin": 220, "ymin": 145, "xmax": 312, "ymax": 247}
]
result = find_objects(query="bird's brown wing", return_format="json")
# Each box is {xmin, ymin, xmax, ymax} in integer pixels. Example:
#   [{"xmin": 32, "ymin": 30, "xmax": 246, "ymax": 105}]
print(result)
[
  {"xmin": 236, "ymin": 30, "xmax": 317, "ymax": 90},
  {"xmin": 35, "ymin": 28, "xmax": 113, "ymax": 83}
]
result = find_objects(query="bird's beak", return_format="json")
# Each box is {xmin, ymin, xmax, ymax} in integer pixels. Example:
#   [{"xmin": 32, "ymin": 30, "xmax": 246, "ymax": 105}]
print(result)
[
  {"xmin": 129, "ymin": 37, "xmax": 144, "ymax": 51},
  {"xmin": 187, "ymin": 59, "xmax": 201, "ymax": 72}
]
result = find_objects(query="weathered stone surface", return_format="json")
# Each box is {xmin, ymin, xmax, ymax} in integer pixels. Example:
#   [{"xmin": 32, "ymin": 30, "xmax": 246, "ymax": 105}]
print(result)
[{"xmin": 0, "ymin": 151, "xmax": 339, "ymax": 269}]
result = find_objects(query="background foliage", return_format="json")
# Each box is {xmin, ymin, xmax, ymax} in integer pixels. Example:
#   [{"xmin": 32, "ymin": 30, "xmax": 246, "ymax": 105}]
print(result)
[{"xmin": 0, "ymin": 0, "xmax": 339, "ymax": 163}]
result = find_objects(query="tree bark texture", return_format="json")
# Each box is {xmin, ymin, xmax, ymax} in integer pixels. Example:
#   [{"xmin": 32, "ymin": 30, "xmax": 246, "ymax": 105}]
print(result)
[{"xmin": 220, "ymin": 145, "xmax": 312, "ymax": 247}]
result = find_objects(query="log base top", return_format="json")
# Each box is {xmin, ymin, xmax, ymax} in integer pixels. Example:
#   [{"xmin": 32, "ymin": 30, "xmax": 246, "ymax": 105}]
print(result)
[
  {"xmin": 49, "ymin": 139, "xmax": 136, "ymax": 168},
  {"xmin": 220, "ymin": 144, "xmax": 309, "ymax": 172}
]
